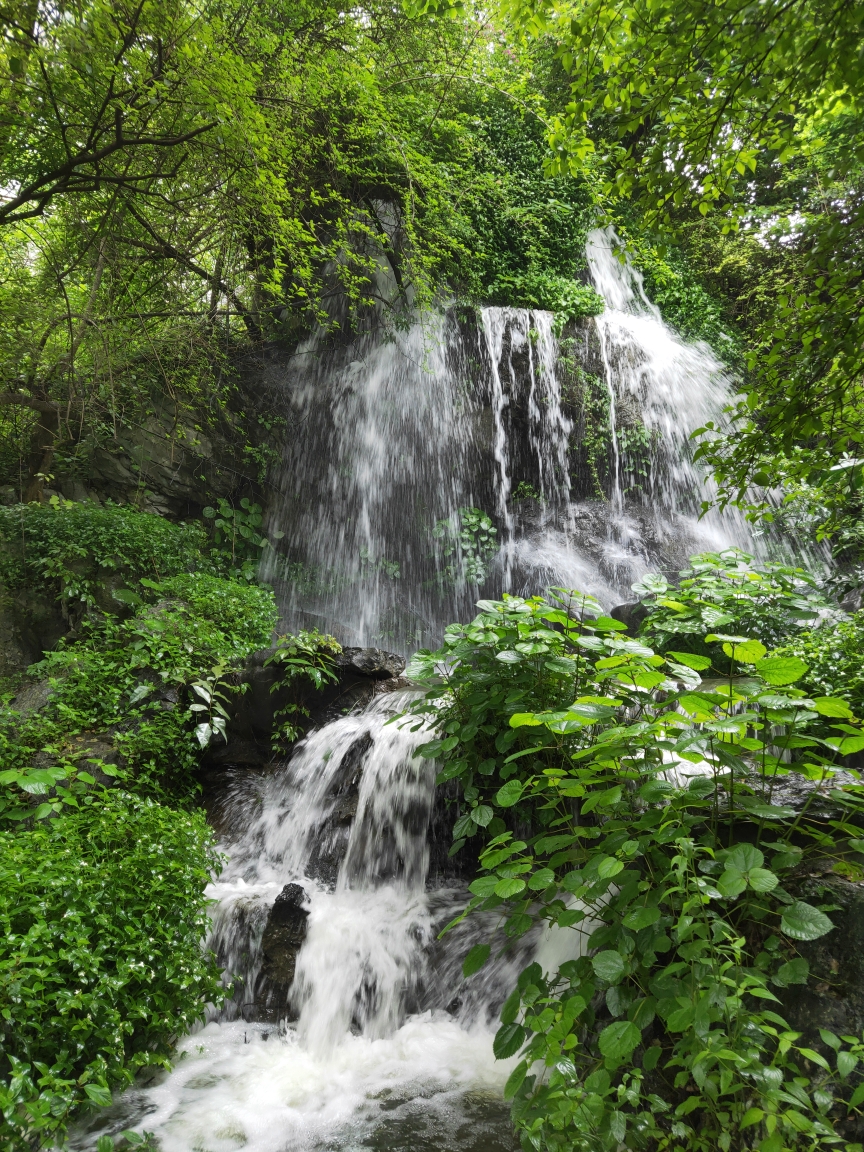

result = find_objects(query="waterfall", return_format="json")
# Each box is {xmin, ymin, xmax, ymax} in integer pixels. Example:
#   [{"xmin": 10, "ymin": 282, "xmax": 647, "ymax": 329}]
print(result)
[
  {"xmin": 71, "ymin": 236, "xmax": 768, "ymax": 1151},
  {"xmin": 81, "ymin": 691, "xmax": 532, "ymax": 1151},
  {"xmin": 260, "ymin": 232, "xmax": 756, "ymax": 652}
]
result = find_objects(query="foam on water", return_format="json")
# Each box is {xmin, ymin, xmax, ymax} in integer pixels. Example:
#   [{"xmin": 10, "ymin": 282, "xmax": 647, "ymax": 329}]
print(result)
[{"xmin": 111, "ymin": 1015, "xmax": 513, "ymax": 1152}]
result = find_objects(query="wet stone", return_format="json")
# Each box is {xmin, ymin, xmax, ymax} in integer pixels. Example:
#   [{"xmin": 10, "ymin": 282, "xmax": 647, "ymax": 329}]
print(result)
[{"xmin": 255, "ymin": 884, "xmax": 309, "ymax": 1022}]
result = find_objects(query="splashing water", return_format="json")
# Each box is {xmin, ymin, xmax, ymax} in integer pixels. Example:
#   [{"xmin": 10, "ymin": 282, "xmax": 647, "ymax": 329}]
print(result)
[{"xmin": 72, "ymin": 693, "xmax": 541, "ymax": 1152}]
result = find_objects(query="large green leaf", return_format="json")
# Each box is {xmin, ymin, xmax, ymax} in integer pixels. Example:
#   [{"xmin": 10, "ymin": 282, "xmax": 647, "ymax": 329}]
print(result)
[
  {"xmin": 494, "ymin": 1023, "xmax": 526, "ymax": 1059},
  {"xmin": 592, "ymin": 949, "xmax": 626, "ymax": 983},
  {"xmin": 598, "ymin": 1020, "xmax": 640, "ymax": 1060},
  {"xmin": 781, "ymin": 901, "xmax": 834, "ymax": 941},
  {"xmin": 462, "ymin": 944, "xmax": 491, "ymax": 977},
  {"xmin": 754, "ymin": 656, "xmax": 808, "ymax": 686}
]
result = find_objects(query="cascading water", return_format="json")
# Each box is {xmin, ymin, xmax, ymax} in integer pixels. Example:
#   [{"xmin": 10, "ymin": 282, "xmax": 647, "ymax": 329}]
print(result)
[
  {"xmin": 74, "ymin": 234, "xmax": 769, "ymax": 1150},
  {"xmin": 261, "ymin": 227, "xmax": 757, "ymax": 650},
  {"xmin": 75, "ymin": 692, "xmax": 538, "ymax": 1151}
]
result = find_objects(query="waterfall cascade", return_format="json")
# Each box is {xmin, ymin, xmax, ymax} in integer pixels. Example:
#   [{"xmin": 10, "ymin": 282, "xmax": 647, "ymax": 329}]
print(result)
[
  {"xmin": 261, "ymin": 226, "xmax": 755, "ymax": 650},
  {"xmin": 74, "ymin": 234, "xmax": 763, "ymax": 1151}
]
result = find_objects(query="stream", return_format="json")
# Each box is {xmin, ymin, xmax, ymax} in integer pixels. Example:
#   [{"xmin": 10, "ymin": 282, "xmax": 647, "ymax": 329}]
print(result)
[{"xmin": 73, "ymin": 228, "xmax": 761, "ymax": 1151}]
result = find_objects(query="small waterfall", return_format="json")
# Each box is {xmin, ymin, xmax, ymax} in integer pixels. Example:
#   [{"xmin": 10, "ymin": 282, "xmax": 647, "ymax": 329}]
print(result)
[{"xmin": 90, "ymin": 692, "xmax": 531, "ymax": 1152}]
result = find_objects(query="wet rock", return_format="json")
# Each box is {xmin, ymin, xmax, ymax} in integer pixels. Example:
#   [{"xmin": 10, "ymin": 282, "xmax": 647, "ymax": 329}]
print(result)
[
  {"xmin": 10, "ymin": 677, "xmax": 54, "ymax": 716},
  {"xmin": 201, "ymin": 644, "xmax": 408, "ymax": 784},
  {"xmin": 839, "ymin": 587, "xmax": 863, "ymax": 613},
  {"xmin": 255, "ymin": 884, "xmax": 309, "ymax": 1021},
  {"xmin": 335, "ymin": 647, "xmax": 406, "ymax": 680},
  {"xmin": 305, "ymin": 731, "xmax": 371, "ymax": 887},
  {"xmin": 778, "ymin": 873, "xmax": 864, "ymax": 1140},
  {"xmin": 610, "ymin": 602, "xmax": 648, "ymax": 634}
]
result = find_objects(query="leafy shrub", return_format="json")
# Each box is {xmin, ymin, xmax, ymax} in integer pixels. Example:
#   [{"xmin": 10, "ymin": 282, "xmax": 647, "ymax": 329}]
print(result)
[
  {"xmin": 484, "ymin": 271, "xmax": 604, "ymax": 325},
  {"xmin": 632, "ymin": 549, "xmax": 826, "ymax": 669},
  {"xmin": 0, "ymin": 502, "xmax": 217, "ymax": 604},
  {"xmin": 406, "ymin": 590, "xmax": 864, "ymax": 1152},
  {"xmin": 773, "ymin": 611, "xmax": 864, "ymax": 716},
  {"xmin": 264, "ymin": 628, "xmax": 342, "ymax": 744},
  {"xmin": 2, "ymin": 575, "xmax": 278, "ymax": 806},
  {"xmin": 136, "ymin": 573, "xmax": 278, "ymax": 659},
  {"xmin": 0, "ymin": 792, "xmax": 222, "ymax": 1150}
]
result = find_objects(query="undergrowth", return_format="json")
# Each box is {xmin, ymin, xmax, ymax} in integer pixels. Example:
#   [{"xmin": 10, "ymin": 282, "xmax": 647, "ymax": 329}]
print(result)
[{"xmin": 405, "ymin": 550, "xmax": 864, "ymax": 1152}]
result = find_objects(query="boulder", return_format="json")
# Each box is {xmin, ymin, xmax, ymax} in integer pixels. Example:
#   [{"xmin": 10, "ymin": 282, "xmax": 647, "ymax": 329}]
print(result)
[
  {"xmin": 255, "ymin": 884, "xmax": 309, "ymax": 1021},
  {"xmin": 610, "ymin": 601, "xmax": 648, "ymax": 635}
]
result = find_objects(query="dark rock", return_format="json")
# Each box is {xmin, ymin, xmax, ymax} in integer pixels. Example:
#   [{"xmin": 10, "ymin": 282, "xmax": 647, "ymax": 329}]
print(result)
[
  {"xmin": 335, "ymin": 647, "xmax": 406, "ymax": 680},
  {"xmin": 610, "ymin": 602, "xmax": 648, "ymax": 635},
  {"xmin": 840, "ymin": 588, "xmax": 863, "ymax": 613},
  {"xmin": 10, "ymin": 677, "xmax": 54, "ymax": 716},
  {"xmin": 305, "ymin": 731, "xmax": 371, "ymax": 887},
  {"xmin": 201, "ymin": 645, "xmax": 408, "ymax": 785},
  {"xmin": 255, "ymin": 884, "xmax": 309, "ymax": 1021},
  {"xmin": 780, "ymin": 874, "xmax": 864, "ymax": 1040}
]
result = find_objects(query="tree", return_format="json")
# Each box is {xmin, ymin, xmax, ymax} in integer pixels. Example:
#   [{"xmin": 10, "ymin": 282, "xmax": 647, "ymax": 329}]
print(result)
[{"xmin": 498, "ymin": 0, "xmax": 864, "ymax": 535}]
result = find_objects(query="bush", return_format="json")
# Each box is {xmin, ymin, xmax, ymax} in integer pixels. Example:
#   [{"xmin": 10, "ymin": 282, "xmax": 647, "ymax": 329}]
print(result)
[
  {"xmin": 773, "ymin": 611, "xmax": 864, "ymax": 715},
  {"xmin": 0, "ymin": 792, "xmax": 222, "ymax": 1150},
  {"xmin": 632, "ymin": 549, "xmax": 826, "ymax": 670},
  {"xmin": 0, "ymin": 501, "xmax": 218, "ymax": 604},
  {"xmin": 0, "ymin": 577, "xmax": 278, "ymax": 806},
  {"xmin": 406, "ymin": 590, "xmax": 864, "ymax": 1152}
]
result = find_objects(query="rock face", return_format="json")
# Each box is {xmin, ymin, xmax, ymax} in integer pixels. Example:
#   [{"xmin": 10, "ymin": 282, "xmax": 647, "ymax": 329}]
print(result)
[
  {"xmin": 255, "ymin": 884, "xmax": 309, "ymax": 1021},
  {"xmin": 780, "ymin": 873, "xmax": 864, "ymax": 1040},
  {"xmin": 200, "ymin": 645, "xmax": 408, "ymax": 823}
]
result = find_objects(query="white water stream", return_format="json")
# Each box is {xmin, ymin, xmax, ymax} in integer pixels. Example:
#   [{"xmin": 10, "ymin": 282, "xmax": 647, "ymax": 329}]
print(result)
[{"xmin": 73, "ymin": 233, "xmax": 762, "ymax": 1151}]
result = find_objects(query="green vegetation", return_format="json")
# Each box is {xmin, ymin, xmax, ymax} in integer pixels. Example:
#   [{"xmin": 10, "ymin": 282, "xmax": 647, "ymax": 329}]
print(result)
[
  {"xmin": 0, "ymin": 793, "xmax": 222, "ymax": 1151},
  {"xmin": 3, "ymin": 0, "xmax": 864, "ymax": 1148},
  {"xmin": 407, "ymin": 563, "xmax": 864, "ymax": 1152},
  {"xmin": 0, "ymin": 504, "xmax": 339, "ymax": 1144}
]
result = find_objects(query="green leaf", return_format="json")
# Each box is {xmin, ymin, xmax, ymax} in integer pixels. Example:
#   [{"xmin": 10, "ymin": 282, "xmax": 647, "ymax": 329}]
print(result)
[
  {"xmin": 623, "ymin": 905, "xmax": 661, "ymax": 931},
  {"xmin": 528, "ymin": 867, "xmax": 555, "ymax": 890},
  {"xmin": 847, "ymin": 1082, "xmax": 864, "ymax": 1110},
  {"xmin": 723, "ymin": 639, "xmax": 767, "ymax": 662},
  {"xmin": 717, "ymin": 868, "xmax": 747, "ymax": 898},
  {"xmin": 754, "ymin": 656, "xmax": 808, "ymax": 686},
  {"xmin": 740, "ymin": 1108, "xmax": 764, "ymax": 1130},
  {"xmin": 726, "ymin": 844, "xmax": 763, "ymax": 872},
  {"xmin": 838, "ymin": 1051, "xmax": 858, "ymax": 1078},
  {"xmin": 496, "ymin": 780, "xmax": 525, "ymax": 807},
  {"xmin": 500, "ymin": 987, "xmax": 522, "ymax": 1025},
  {"xmin": 781, "ymin": 901, "xmax": 834, "ymax": 941},
  {"xmin": 774, "ymin": 958, "xmax": 809, "ymax": 986},
  {"xmin": 503, "ymin": 1060, "xmax": 528, "ymax": 1099},
  {"xmin": 84, "ymin": 1083, "xmax": 112, "ymax": 1107},
  {"xmin": 494, "ymin": 1023, "xmax": 526, "ymax": 1059},
  {"xmin": 495, "ymin": 877, "xmax": 527, "ymax": 898},
  {"xmin": 509, "ymin": 712, "xmax": 541, "ymax": 727},
  {"xmin": 463, "ymin": 944, "xmax": 491, "ymax": 977},
  {"xmin": 592, "ymin": 949, "xmax": 626, "ymax": 983},
  {"xmin": 748, "ymin": 867, "xmax": 779, "ymax": 892},
  {"xmin": 797, "ymin": 1047, "xmax": 831, "ymax": 1071},
  {"xmin": 597, "ymin": 856, "xmax": 624, "ymax": 879},
  {"xmin": 471, "ymin": 804, "xmax": 494, "ymax": 826},
  {"xmin": 468, "ymin": 876, "xmax": 498, "ymax": 897},
  {"xmin": 810, "ymin": 697, "xmax": 855, "ymax": 718},
  {"xmin": 598, "ymin": 1019, "xmax": 640, "ymax": 1061},
  {"xmin": 496, "ymin": 650, "xmax": 523, "ymax": 664},
  {"xmin": 667, "ymin": 651, "xmax": 711, "ymax": 671}
]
